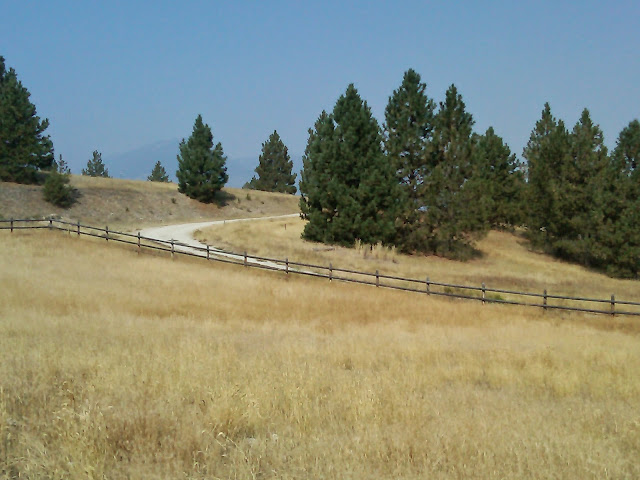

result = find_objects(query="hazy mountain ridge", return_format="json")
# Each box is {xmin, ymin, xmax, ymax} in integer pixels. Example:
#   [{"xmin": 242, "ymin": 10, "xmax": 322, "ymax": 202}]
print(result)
[{"xmin": 103, "ymin": 140, "xmax": 302, "ymax": 188}]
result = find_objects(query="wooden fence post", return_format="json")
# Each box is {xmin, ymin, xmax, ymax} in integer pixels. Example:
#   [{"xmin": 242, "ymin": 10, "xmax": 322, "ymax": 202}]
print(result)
[
  {"xmin": 376, "ymin": 270, "xmax": 379, "ymax": 287},
  {"xmin": 49, "ymin": 218, "xmax": 53, "ymax": 229},
  {"xmin": 105, "ymin": 226, "xmax": 109, "ymax": 241},
  {"xmin": 171, "ymin": 240, "xmax": 175, "ymax": 259},
  {"xmin": 482, "ymin": 283, "xmax": 486, "ymax": 305},
  {"xmin": 77, "ymin": 220, "xmax": 80, "ymax": 236},
  {"xmin": 543, "ymin": 289, "xmax": 548, "ymax": 312},
  {"xmin": 329, "ymin": 263, "xmax": 333, "ymax": 282},
  {"xmin": 244, "ymin": 251, "xmax": 247, "ymax": 267},
  {"xmin": 137, "ymin": 232, "xmax": 141, "ymax": 253},
  {"xmin": 286, "ymin": 258, "xmax": 289, "ymax": 275},
  {"xmin": 206, "ymin": 244, "xmax": 210, "ymax": 260},
  {"xmin": 10, "ymin": 218, "xmax": 13, "ymax": 233},
  {"xmin": 426, "ymin": 277, "xmax": 430, "ymax": 295},
  {"xmin": 611, "ymin": 294, "xmax": 615, "ymax": 316}
]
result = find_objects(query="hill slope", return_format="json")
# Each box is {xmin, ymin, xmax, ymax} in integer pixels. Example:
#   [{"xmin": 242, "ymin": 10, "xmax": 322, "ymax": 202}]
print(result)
[{"xmin": 0, "ymin": 176, "xmax": 300, "ymax": 230}]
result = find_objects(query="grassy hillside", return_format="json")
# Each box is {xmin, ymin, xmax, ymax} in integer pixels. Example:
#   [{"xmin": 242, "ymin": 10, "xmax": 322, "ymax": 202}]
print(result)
[
  {"xmin": 0, "ymin": 176, "xmax": 299, "ymax": 230},
  {"xmin": 196, "ymin": 217, "xmax": 640, "ymax": 303},
  {"xmin": 1, "ymin": 230, "xmax": 639, "ymax": 478}
]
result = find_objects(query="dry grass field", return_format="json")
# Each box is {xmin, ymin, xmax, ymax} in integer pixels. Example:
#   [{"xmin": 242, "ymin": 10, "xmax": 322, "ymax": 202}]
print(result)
[
  {"xmin": 1, "ymin": 230, "xmax": 639, "ymax": 479},
  {"xmin": 196, "ymin": 217, "xmax": 640, "ymax": 303},
  {"xmin": 0, "ymin": 176, "xmax": 299, "ymax": 230}
]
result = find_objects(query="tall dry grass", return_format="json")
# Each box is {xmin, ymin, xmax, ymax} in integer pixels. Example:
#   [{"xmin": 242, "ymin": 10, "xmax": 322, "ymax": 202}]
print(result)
[
  {"xmin": 1, "ymin": 231, "xmax": 639, "ymax": 478},
  {"xmin": 196, "ymin": 217, "xmax": 640, "ymax": 302}
]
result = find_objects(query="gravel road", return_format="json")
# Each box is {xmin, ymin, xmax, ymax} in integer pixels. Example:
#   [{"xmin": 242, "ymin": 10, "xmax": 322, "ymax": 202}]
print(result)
[{"xmin": 138, "ymin": 213, "xmax": 299, "ymax": 269}]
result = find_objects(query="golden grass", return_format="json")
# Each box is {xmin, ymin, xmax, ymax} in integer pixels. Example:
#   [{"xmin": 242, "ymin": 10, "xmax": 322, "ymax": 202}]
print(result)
[
  {"xmin": 1, "ymin": 230, "xmax": 639, "ymax": 478},
  {"xmin": 196, "ymin": 217, "xmax": 640, "ymax": 303}
]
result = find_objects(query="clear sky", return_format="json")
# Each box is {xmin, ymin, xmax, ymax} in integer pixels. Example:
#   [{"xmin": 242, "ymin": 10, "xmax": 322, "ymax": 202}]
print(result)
[{"xmin": 2, "ymin": 1, "xmax": 638, "ymax": 174}]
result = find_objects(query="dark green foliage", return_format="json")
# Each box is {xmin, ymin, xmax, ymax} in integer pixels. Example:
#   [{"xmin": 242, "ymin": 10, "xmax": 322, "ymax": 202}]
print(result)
[
  {"xmin": 612, "ymin": 119, "xmax": 640, "ymax": 174},
  {"xmin": 384, "ymin": 69, "xmax": 436, "ymax": 251},
  {"xmin": 600, "ymin": 119, "xmax": 640, "ymax": 277},
  {"xmin": 300, "ymin": 85, "xmax": 397, "ymax": 246},
  {"xmin": 148, "ymin": 160, "xmax": 169, "ymax": 182},
  {"xmin": 473, "ymin": 127, "xmax": 525, "ymax": 228},
  {"xmin": 43, "ymin": 165, "xmax": 74, "ymax": 208},
  {"xmin": 299, "ymin": 111, "xmax": 335, "ymax": 242},
  {"xmin": 420, "ymin": 84, "xmax": 488, "ymax": 259},
  {"xmin": 552, "ymin": 109, "xmax": 610, "ymax": 266},
  {"xmin": 0, "ymin": 56, "xmax": 54, "ymax": 183},
  {"xmin": 247, "ymin": 130, "xmax": 296, "ymax": 193},
  {"xmin": 82, "ymin": 151, "xmax": 110, "ymax": 177},
  {"xmin": 53, "ymin": 154, "xmax": 71, "ymax": 174},
  {"xmin": 176, "ymin": 115, "xmax": 228, "ymax": 203},
  {"xmin": 523, "ymin": 106, "xmax": 639, "ymax": 278},
  {"xmin": 522, "ymin": 103, "xmax": 570, "ymax": 248}
]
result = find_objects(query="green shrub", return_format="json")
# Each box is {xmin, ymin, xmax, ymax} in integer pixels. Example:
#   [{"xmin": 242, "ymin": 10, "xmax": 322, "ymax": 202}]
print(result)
[{"xmin": 43, "ymin": 170, "xmax": 74, "ymax": 208}]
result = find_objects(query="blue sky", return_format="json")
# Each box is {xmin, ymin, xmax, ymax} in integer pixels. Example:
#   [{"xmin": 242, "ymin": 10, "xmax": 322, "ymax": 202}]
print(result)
[{"xmin": 2, "ymin": 1, "xmax": 638, "ymax": 177}]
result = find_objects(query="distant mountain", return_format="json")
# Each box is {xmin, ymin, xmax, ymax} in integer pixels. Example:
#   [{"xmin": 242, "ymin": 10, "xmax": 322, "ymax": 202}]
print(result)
[
  {"xmin": 103, "ymin": 140, "xmax": 302, "ymax": 189},
  {"xmin": 103, "ymin": 139, "xmax": 180, "ymax": 182}
]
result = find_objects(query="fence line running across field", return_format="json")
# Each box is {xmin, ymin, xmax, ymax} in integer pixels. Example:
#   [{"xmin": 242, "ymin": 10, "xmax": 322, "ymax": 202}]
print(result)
[{"xmin": 3, "ymin": 217, "xmax": 640, "ymax": 317}]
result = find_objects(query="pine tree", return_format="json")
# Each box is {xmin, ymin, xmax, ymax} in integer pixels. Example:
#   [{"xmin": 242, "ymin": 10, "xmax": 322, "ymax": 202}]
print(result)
[
  {"xmin": 421, "ymin": 84, "xmax": 487, "ymax": 258},
  {"xmin": 82, "ymin": 150, "xmax": 110, "ymax": 177},
  {"xmin": 300, "ymin": 85, "xmax": 397, "ymax": 246},
  {"xmin": 612, "ymin": 119, "xmax": 640, "ymax": 174},
  {"xmin": 247, "ymin": 130, "xmax": 297, "ymax": 193},
  {"xmin": 522, "ymin": 103, "xmax": 569, "ymax": 249},
  {"xmin": 552, "ymin": 109, "xmax": 610, "ymax": 266},
  {"xmin": 299, "ymin": 111, "xmax": 336, "ymax": 242},
  {"xmin": 604, "ymin": 119, "xmax": 640, "ymax": 277},
  {"xmin": 53, "ymin": 154, "xmax": 71, "ymax": 174},
  {"xmin": 148, "ymin": 160, "xmax": 169, "ymax": 182},
  {"xmin": 0, "ymin": 56, "xmax": 54, "ymax": 183},
  {"xmin": 384, "ymin": 69, "xmax": 436, "ymax": 252},
  {"xmin": 176, "ymin": 115, "xmax": 228, "ymax": 203},
  {"xmin": 473, "ymin": 127, "xmax": 525, "ymax": 228}
]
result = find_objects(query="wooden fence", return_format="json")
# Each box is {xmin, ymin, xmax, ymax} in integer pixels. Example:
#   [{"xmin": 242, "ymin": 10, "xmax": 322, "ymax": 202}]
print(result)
[{"xmin": 2, "ymin": 217, "xmax": 640, "ymax": 317}]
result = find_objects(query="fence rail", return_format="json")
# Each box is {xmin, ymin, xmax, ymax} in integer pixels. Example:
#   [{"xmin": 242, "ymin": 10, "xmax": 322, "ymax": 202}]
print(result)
[{"xmin": 3, "ymin": 217, "xmax": 640, "ymax": 317}]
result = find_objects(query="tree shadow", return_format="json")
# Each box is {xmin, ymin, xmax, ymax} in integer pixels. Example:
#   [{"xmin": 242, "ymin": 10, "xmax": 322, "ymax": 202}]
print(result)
[{"xmin": 211, "ymin": 189, "xmax": 236, "ymax": 207}]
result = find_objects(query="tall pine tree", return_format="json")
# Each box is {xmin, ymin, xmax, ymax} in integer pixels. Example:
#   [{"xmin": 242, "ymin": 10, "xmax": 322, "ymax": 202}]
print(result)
[
  {"xmin": 522, "ymin": 103, "xmax": 570, "ymax": 249},
  {"xmin": 300, "ymin": 85, "xmax": 397, "ymax": 246},
  {"xmin": 384, "ymin": 69, "xmax": 436, "ymax": 252},
  {"xmin": 0, "ymin": 56, "xmax": 54, "ymax": 183},
  {"xmin": 176, "ymin": 115, "xmax": 228, "ymax": 203},
  {"xmin": 604, "ymin": 119, "xmax": 640, "ymax": 277},
  {"xmin": 421, "ymin": 84, "xmax": 487, "ymax": 258},
  {"xmin": 299, "ymin": 111, "xmax": 336, "ymax": 242},
  {"xmin": 553, "ymin": 109, "xmax": 610, "ymax": 266},
  {"xmin": 247, "ymin": 130, "xmax": 296, "ymax": 193},
  {"xmin": 473, "ymin": 127, "xmax": 525, "ymax": 228}
]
